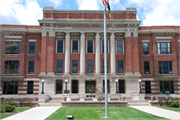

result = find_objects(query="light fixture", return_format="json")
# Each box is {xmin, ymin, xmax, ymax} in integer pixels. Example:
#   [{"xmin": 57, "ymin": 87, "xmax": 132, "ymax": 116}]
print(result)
[{"xmin": 115, "ymin": 79, "xmax": 118, "ymax": 93}]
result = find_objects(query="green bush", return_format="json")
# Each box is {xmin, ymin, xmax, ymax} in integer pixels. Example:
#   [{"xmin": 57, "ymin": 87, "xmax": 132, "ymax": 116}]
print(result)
[
  {"xmin": 0, "ymin": 101, "xmax": 9, "ymax": 113},
  {"xmin": 169, "ymin": 100, "xmax": 179, "ymax": 107},
  {"xmin": 5, "ymin": 105, "xmax": 16, "ymax": 112},
  {"xmin": 175, "ymin": 100, "xmax": 179, "ymax": 107},
  {"xmin": 7, "ymin": 100, "xmax": 18, "ymax": 107}
]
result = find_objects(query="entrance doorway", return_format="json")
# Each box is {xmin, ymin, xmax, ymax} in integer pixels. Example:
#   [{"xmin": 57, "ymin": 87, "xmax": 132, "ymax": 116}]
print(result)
[{"xmin": 56, "ymin": 80, "xmax": 63, "ymax": 94}]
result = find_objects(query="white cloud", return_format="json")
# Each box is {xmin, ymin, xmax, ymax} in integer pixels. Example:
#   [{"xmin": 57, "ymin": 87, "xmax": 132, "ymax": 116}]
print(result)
[
  {"xmin": 0, "ymin": 0, "xmax": 42, "ymax": 25},
  {"xmin": 48, "ymin": 0, "xmax": 62, "ymax": 7},
  {"xmin": 76, "ymin": 0, "xmax": 100, "ymax": 10}
]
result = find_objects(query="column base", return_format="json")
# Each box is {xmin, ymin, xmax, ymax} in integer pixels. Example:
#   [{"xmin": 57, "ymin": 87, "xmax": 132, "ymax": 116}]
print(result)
[
  {"xmin": 134, "ymin": 72, "xmax": 142, "ymax": 77},
  {"xmin": 125, "ymin": 72, "xmax": 134, "ymax": 77}
]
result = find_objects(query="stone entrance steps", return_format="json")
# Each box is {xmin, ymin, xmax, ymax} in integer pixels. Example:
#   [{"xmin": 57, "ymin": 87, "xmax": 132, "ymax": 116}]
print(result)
[
  {"xmin": 38, "ymin": 103, "xmax": 61, "ymax": 106},
  {"xmin": 127, "ymin": 100, "xmax": 150, "ymax": 106}
]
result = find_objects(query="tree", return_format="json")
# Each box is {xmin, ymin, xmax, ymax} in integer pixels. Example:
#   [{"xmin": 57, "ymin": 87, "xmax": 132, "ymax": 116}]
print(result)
[{"xmin": 95, "ymin": 86, "xmax": 104, "ymax": 111}]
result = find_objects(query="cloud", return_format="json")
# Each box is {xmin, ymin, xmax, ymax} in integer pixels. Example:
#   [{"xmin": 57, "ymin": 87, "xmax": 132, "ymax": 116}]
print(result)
[
  {"xmin": 0, "ymin": 0, "xmax": 42, "ymax": 25},
  {"xmin": 76, "ymin": 0, "xmax": 100, "ymax": 10},
  {"xmin": 48, "ymin": 0, "xmax": 62, "ymax": 7}
]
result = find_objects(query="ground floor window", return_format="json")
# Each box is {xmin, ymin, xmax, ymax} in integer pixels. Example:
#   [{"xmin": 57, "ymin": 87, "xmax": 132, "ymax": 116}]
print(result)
[
  {"xmin": 3, "ymin": 81, "xmax": 18, "ymax": 94},
  {"xmin": 56, "ymin": 80, "xmax": 63, "ymax": 94},
  {"xmin": 72, "ymin": 80, "xmax": 78, "ymax": 93},
  {"xmin": 145, "ymin": 81, "xmax": 151, "ymax": 94},
  {"xmin": 118, "ymin": 80, "xmax": 125, "ymax": 93},
  {"xmin": 86, "ymin": 81, "xmax": 96, "ymax": 93},
  {"xmin": 160, "ymin": 81, "xmax": 174, "ymax": 94},
  {"xmin": 103, "ymin": 80, "xmax": 110, "ymax": 93},
  {"xmin": 27, "ymin": 81, "xmax": 34, "ymax": 94}
]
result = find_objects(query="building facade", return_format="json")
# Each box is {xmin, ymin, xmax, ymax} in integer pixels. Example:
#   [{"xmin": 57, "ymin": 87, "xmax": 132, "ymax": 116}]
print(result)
[{"xmin": 0, "ymin": 7, "xmax": 180, "ymax": 100}]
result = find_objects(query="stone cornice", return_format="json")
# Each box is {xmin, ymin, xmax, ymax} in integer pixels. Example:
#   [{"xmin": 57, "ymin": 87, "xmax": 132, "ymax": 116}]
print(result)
[
  {"xmin": 154, "ymin": 76, "xmax": 179, "ymax": 81},
  {"xmin": 138, "ymin": 30, "xmax": 179, "ymax": 35},
  {"xmin": 1, "ymin": 28, "xmax": 41, "ymax": 34},
  {"xmin": 1, "ymin": 76, "xmax": 24, "ymax": 81}
]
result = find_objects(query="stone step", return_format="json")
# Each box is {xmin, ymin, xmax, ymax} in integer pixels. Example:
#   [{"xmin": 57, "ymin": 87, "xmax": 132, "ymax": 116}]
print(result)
[
  {"xmin": 128, "ymin": 103, "xmax": 150, "ymax": 106},
  {"xmin": 48, "ymin": 100, "xmax": 63, "ymax": 103},
  {"xmin": 38, "ymin": 103, "xmax": 61, "ymax": 106},
  {"xmin": 138, "ymin": 99, "xmax": 147, "ymax": 102},
  {"xmin": 127, "ymin": 100, "xmax": 138, "ymax": 103}
]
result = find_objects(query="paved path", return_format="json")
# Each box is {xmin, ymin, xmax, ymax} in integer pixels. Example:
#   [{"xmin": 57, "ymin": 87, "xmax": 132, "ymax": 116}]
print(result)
[
  {"xmin": 130, "ymin": 106, "xmax": 180, "ymax": 120},
  {"xmin": 2, "ymin": 106, "xmax": 60, "ymax": 120}
]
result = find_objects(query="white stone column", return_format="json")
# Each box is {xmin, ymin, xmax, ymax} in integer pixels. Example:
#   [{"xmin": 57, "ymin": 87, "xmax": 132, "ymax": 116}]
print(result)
[
  {"xmin": 110, "ymin": 32, "xmax": 116, "ymax": 75},
  {"xmin": 95, "ymin": 32, "xmax": 100, "ymax": 75},
  {"xmin": 65, "ymin": 32, "xmax": 70, "ymax": 75},
  {"xmin": 80, "ymin": 32, "xmax": 85, "ymax": 75}
]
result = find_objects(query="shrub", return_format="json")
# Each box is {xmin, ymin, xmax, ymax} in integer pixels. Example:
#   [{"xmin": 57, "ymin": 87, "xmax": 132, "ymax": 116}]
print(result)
[
  {"xmin": 169, "ymin": 100, "xmax": 177, "ymax": 107},
  {"xmin": 7, "ymin": 100, "xmax": 18, "ymax": 107},
  {"xmin": 158, "ymin": 99, "xmax": 163, "ymax": 106},
  {"xmin": 175, "ymin": 100, "xmax": 179, "ymax": 107},
  {"xmin": 0, "ymin": 101, "xmax": 8, "ymax": 113},
  {"xmin": 5, "ymin": 105, "xmax": 16, "ymax": 112}
]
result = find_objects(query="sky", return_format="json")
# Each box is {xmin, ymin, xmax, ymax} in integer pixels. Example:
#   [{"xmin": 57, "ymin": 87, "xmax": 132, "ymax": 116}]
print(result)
[{"xmin": 0, "ymin": 0, "xmax": 180, "ymax": 26}]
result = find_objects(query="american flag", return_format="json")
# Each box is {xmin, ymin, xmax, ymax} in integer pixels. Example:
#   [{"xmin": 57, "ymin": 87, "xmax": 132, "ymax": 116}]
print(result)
[{"xmin": 102, "ymin": 0, "xmax": 108, "ymax": 6}]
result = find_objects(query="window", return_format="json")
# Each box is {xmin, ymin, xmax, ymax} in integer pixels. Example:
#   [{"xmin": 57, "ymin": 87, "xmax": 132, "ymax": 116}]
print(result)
[
  {"xmin": 103, "ymin": 60, "xmax": 109, "ymax": 73},
  {"xmin": 87, "ymin": 40, "xmax": 93, "ymax": 53},
  {"xmin": 29, "ymin": 42, "xmax": 35, "ymax": 54},
  {"xmin": 143, "ymin": 43, "xmax": 149, "ymax": 54},
  {"xmin": 27, "ymin": 81, "xmax": 34, "ymax": 94},
  {"xmin": 159, "ymin": 61, "xmax": 172, "ymax": 74},
  {"xmin": 72, "ymin": 60, "xmax": 78, "ymax": 73},
  {"xmin": 160, "ymin": 81, "xmax": 174, "ymax": 94},
  {"xmin": 56, "ymin": 80, "xmax": 62, "ymax": 94},
  {"xmin": 86, "ymin": 81, "xmax": 96, "ymax": 93},
  {"xmin": 72, "ymin": 80, "xmax": 78, "ymax": 93},
  {"xmin": 5, "ymin": 41, "xmax": 20, "ymax": 54},
  {"xmin": 28, "ymin": 61, "xmax": 34, "ymax": 74},
  {"xmin": 102, "ymin": 40, "xmax": 108, "ymax": 53},
  {"xmin": 87, "ymin": 60, "xmax": 93, "ymax": 73},
  {"xmin": 145, "ymin": 81, "xmax": 151, "ymax": 94},
  {"xmin": 118, "ymin": 80, "xmax": 125, "ymax": 93},
  {"xmin": 117, "ymin": 40, "xmax": 123, "ymax": 53},
  {"xmin": 103, "ymin": 80, "xmax": 110, "ymax": 93},
  {"xmin": 57, "ymin": 60, "xmax": 63, "ymax": 73},
  {"xmin": 144, "ymin": 61, "xmax": 150, "ymax": 74},
  {"xmin": 117, "ymin": 60, "xmax": 123, "ymax": 73},
  {"xmin": 4, "ymin": 61, "xmax": 19, "ymax": 74},
  {"xmin": 72, "ymin": 40, "xmax": 78, "ymax": 53},
  {"xmin": 157, "ymin": 42, "xmax": 171, "ymax": 54},
  {"xmin": 57, "ymin": 40, "xmax": 63, "ymax": 53},
  {"xmin": 3, "ymin": 81, "xmax": 18, "ymax": 94}
]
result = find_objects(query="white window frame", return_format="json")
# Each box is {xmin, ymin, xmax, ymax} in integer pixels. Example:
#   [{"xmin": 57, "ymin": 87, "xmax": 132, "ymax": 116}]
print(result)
[
  {"xmin": 116, "ymin": 40, "xmax": 124, "ymax": 54},
  {"xmin": 86, "ymin": 39, "xmax": 94, "ymax": 54},
  {"xmin": 56, "ymin": 39, "xmax": 64, "ymax": 54},
  {"xmin": 101, "ymin": 39, "xmax": 109, "ymax": 54},
  {"xmin": 71, "ymin": 40, "xmax": 79, "ymax": 54}
]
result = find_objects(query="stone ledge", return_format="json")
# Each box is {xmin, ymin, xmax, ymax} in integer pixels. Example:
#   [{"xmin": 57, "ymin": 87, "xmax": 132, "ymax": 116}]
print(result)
[{"xmin": 1, "ymin": 76, "xmax": 24, "ymax": 81}]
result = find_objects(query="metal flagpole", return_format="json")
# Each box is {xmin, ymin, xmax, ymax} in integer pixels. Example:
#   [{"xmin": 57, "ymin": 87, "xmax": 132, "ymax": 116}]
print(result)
[{"xmin": 104, "ymin": 4, "xmax": 109, "ymax": 118}]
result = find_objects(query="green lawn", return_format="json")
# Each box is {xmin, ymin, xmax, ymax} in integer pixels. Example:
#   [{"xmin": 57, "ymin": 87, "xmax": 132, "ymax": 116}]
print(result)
[
  {"xmin": 46, "ymin": 107, "xmax": 168, "ymax": 120},
  {"xmin": 0, "ymin": 107, "xmax": 31, "ymax": 119},
  {"xmin": 160, "ymin": 107, "xmax": 180, "ymax": 112}
]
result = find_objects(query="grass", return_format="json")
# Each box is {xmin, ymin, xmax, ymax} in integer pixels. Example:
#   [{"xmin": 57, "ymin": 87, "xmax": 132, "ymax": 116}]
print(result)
[
  {"xmin": 46, "ymin": 107, "xmax": 168, "ymax": 120},
  {"xmin": 0, "ymin": 107, "xmax": 31, "ymax": 119},
  {"xmin": 160, "ymin": 107, "xmax": 180, "ymax": 112}
]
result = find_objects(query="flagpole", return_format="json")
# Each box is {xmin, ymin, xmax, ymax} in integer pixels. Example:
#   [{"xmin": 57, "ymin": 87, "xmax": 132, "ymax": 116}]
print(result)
[{"xmin": 104, "ymin": 4, "xmax": 109, "ymax": 118}]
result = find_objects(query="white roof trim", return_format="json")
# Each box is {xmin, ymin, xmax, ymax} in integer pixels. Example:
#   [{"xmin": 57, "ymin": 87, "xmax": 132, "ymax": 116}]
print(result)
[
  {"xmin": 142, "ymin": 40, "xmax": 149, "ymax": 42},
  {"xmin": 29, "ymin": 39, "xmax": 36, "ymax": 42},
  {"xmin": 5, "ymin": 36, "xmax": 22, "ymax": 39},
  {"xmin": 156, "ymin": 37, "xmax": 172, "ymax": 40}
]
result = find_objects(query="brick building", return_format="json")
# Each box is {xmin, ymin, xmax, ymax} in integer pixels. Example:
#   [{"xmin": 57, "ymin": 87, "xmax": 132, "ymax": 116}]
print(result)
[{"xmin": 0, "ymin": 7, "xmax": 180, "ymax": 101}]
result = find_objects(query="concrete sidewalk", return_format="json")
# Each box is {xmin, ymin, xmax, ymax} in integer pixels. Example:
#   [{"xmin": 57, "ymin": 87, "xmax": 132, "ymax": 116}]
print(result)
[
  {"xmin": 2, "ymin": 106, "xmax": 60, "ymax": 120},
  {"xmin": 130, "ymin": 106, "xmax": 180, "ymax": 120}
]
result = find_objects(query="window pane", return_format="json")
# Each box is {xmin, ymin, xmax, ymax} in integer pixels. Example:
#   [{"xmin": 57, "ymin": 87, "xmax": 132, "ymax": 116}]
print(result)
[
  {"xmin": 4, "ymin": 61, "xmax": 19, "ymax": 74},
  {"xmin": 103, "ymin": 80, "xmax": 110, "ymax": 93},
  {"xmin": 6, "ymin": 41, "xmax": 21, "ymax": 54},
  {"xmin": 170, "ymin": 81, "xmax": 174, "ymax": 94},
  {"xmin": 160, "ymin": 81, "xmax": 174, "ymax": 94},
  {"xmin": 162, "ymin": 61, "xmax": 168, "ymax": 74},
  {"xmin": 86, "ymin": 81, "xmax": 96, "ymax": 93},
  {"xmin": 57, "ymin": 60, "xmax": 63, "ymax": 73},
  {"xmin": 118, "ymin": 60, "xmax": 123, "ymax": 73},
  {"xmin": 160, "ymin": 81, "xmax": 163, "ymax": 93},
  {"xmin": 72, "ymin": 40, "xmax": 78, "ymax": 53},
  {"xmin": 117, "ymin": 40, "xmax": 123, "ymax": 53},
  {"xmin": 87, "ymin": 60, "xmax": 93, "ymax": 73},
  {"xmin": 72, "ymin": 80, "xmax": 78, "ymax": 93},
  {"xmin": 87, "ymin": 41, "xmax": 93, "ymax": 53},
  {"xmin": 157, "ymin": 43, "xmax": 160, "ymax": 54},
  {"xmin": 119, "ymin": 80, "xmax": 125, "ymax": 93},
  {"xmin": 145, "ymin": 81, "xmax": 151, "ymax": 94},
  {"xmin": 29, "ymin": 42, "xmax": 35, "ymax": 54},
  {"xmin": 57, "ymin": 40, "xmax": 63, "ymax": 53},
  {"xmin": 56, "ymin": 80, "xmax": 62, "ymax": 94},
  {"xmin": 102, "ymin": 40, "xmax": 108, "ymax": 53},
  {"xmin": 143, "ymin": 43, "xmax": 149, "ymax": 54},
  {"xmin": 27, "ymin": 81, "xmax": 34, "ymax": 94},
  {"xmin": 28, "ymin": 61, "xmax": 34, "ymax": 74},
  {"xmin": 103, "ymin": 60, "xmax": 108, "ymax": 73},
  {"xmin": 72, "ymin": 60, "xmax": 78, "ymax": 73},
  {"xmin": 3, "ymin": 81, "xmax": 18, "ymax": 95},
  {"xmin": 144, "ymin": 61, "xmax": 150, "ymax": 74}
]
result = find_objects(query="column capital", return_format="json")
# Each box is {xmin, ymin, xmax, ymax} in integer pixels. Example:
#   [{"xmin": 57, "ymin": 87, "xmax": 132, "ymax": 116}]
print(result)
[
  {"xmin": 110, "ymin": 32, "xmax": 116, "ymax": 34},
  {"xmin": 49, "ymin": 31, "xmax": 55, "ymax": 37},
  {"xmin": 133, "ymin": 32, "xmax": 138, "ymax": 37},
  {"xmin": 124, "ymin": 32, "xmax": 131, "ymax": 37},
  {"xmin": 41, "ymin": 31, "xmax": 47, "ymax": 37}
]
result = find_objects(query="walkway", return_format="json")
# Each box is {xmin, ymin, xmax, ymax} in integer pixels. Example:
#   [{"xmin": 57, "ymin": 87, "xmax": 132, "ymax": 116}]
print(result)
[
  {"xmin": 2, "ymin": 106, "xmax": 60, "ymax": 120},
  {"xmin": 130, "ymin": 106, "xmax": 180, "ymax": 120}
]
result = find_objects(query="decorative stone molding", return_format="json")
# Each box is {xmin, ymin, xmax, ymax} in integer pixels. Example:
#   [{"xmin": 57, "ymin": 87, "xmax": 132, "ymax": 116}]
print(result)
[
  {"xmin": 56, "ymin": 32, "xmax": 65, "ymax": 38},
  {"xmin": 156, "ymin": 37, "xmax": 172, "ymax": 40},
  {"xmin": 5, "ymin": 36, "xmax": 22, "ymax": 41},
  {"xmin": 152, "ymin": 32, "xmax": 176, "ymax": 35},
  {"xmin": 100, "ymin": 33, "xmax": 110, "ymax": 38},
  {"xmin": 156, "ymin": 40, "xmax": 171, "ymax": 42},
  {"xmin": 115, "ymin": 34, "xmax": 124, "ymax": 38},
  {"xmin": 142, "ymin": 40, "xmax": 149, "ymax": 43},
  {"xmin": 49, "ymin": 31, "xmax": 55, "ymax": 37},
  {"xmin": 85, "ymin": 34, "xmax": 95, "ymax": 40},
  {"xmin": 2, "ymin": 31, "xmax": 26, "ymax": 34},
  {"xmin": 42, "ymin": 31, "xmax": 47, "ymax": 37},
  {"xmin": 154, "ymin": 76, "xmax": 179, "ymax": 81},
  {"xmin": 1, "ymin": 76, "xmax": 24, "ymax": 81},
  {"xmin": 70, "ymin": 34, "xmax": 80, "ymax": 39},
  {"xmin": 133, "ymin": 32, "xmax": 138, "ymax": 37},
  {"xmin": 124, "ymin": 32, "xmax": 131, "ymax": 37}
]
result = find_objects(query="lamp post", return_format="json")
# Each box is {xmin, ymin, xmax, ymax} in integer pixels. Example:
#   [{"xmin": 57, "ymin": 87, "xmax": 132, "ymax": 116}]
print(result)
[
  {"xmin": 115, "ymin": 79, "xmax": 118, "ymax": 93},
  {"xmin": 41, "ymin": 79, "xmax": 44, "ymax": 94},
  {"xmin": 65, "ymin": 79, "xmax": 68, "ymax": 94},
  {"xmin": 139, "ymin": 79, "xmax": 142, "ymax": 94}
]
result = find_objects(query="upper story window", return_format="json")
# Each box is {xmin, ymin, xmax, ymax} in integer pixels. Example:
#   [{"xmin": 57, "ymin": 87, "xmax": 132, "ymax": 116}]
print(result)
[
  {"xmin": 5, "ymin": 41, "xmax": 20, "ymax": 54},
  {"xmin": 28, "ymin": 61, "xmax": 34, "ymax": 74},
  {"xmin": 72, "ymin": 60, "xmax": 78, "ymax": 73},
  {"xmin": 144, "ymin": 61, "xmax": 150, "ymax": 74},
  {"xmin": 87, "ymin": 60, "xmax": 93, "ymax": 73},
  {"xmin": 4, "ymin": 61, "xmax": 19, "ymax": 74},
  {"xmin": 103, "ymin": 60, "xmax": 109, "ymax": 73},
  {"xmin": 117, "ymin": 40, "xmax": 123, "ymax": 53},
  {"xmin": 117, "ymin": 60, "xmax": 123, "ymax": 73},
  {"xmin": 87, "ymin": 40, "xmax": 93, "ymax": 53},
  {"xmin": 143, "ymin": 42, "xmax": 149, "ymax": 54},
  {"xmin": 72, "ymin": 40, "xmax": 79, "ymax": 53},
  {"xmin": 157, "ymin": 42, "xmax": 171, "ymax": 54},
  {"xmin": 57, "ymin": 60, "xmax": 63, "ymax": 73},
  {"xmin": 29, "ymin": 41, "xmax": 35, "ymax": 54},
  {"xmin": 102, "ymin": 40, "xmax": 108, "ymax": 53},
  {"xmin": 159, "ymin": 61, "xmax": 172, "ymax": 74},
  {"xmin": 57, "ymin": 40, "xmax": 63, "ymax": 53}
]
